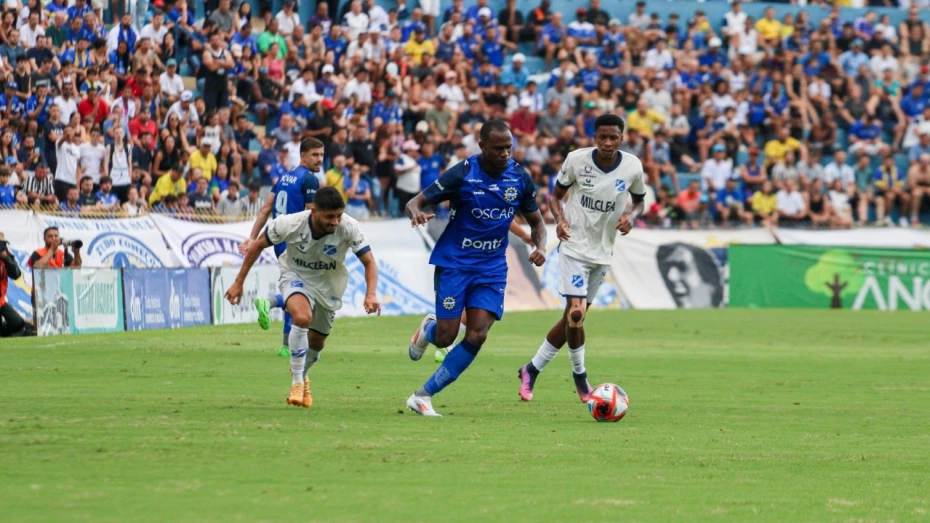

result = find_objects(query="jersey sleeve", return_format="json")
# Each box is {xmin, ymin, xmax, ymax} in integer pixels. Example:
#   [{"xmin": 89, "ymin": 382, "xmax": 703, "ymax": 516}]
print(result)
[
  {"xmin": 265, "ymin": 212, "xmax": 304, "ymax": 246},
  {"xmin": 345, "ymin": 219, "xmax": 371, "ymax": 257},
  {"xmin": 555, "ymin": 154, "xmax": 576, "ymax": 189},
  {"xmin": 629, "ymin": 161, "xmax": 646, "ymax": 198},
  {"xmin": 301, "ymin": 173, "xmax": 319, "ymax": 206},
  {"xmin": 517, "ymin": 164, "xmax": 539, "ymax": 214},
  {"xmin": 422, "ymin": 159, "xmax": 468, "ymax": 205}
]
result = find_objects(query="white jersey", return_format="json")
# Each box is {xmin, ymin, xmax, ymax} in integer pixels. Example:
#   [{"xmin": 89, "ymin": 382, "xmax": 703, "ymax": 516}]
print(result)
[
  {"xmin": 556, "ymin": 148, "xmax": 645, "ymax": 265},
  {"xmin": 265, "ymin": 210, "xmax": 370, "ymax": 311}
]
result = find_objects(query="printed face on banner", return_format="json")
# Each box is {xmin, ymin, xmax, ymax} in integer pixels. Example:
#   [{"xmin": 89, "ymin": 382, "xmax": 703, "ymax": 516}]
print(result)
[{"xmin": 655, "ymin": 243, "xmax": 724, "ymax": 309}]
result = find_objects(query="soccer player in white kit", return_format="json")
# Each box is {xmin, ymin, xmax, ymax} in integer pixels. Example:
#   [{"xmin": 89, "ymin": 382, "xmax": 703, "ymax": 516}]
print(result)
[
  {"xmin": 518, "ymin": 114, "xmax": 646, "ymax": 402},
  {"xmin": 225, "ymin": 187, "xmax": 382, "ymax": 408}
]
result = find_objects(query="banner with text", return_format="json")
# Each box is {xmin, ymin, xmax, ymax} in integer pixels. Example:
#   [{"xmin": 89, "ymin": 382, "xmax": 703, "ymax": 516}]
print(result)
[
  {"xmin": 1, "ymin": 209, "xmax": 44, "ymax": 322},
  {"xmin": 610, "ymin": 229, "xmax": 777, "ymax": 309},
  {"xmin": 729, "ymin": 245, "xmax": 930, "ymax": 310},
  {"xmin": 774, "ymin": 227, "xmax": 930, "ymax": 249},
  {"xmin": 150, "ymin": 214, "xmax": 277, "ymax": 267},
  {"xmin": 34, "ymin": 268, "xmax": 124, "ymax": 335},
  {"xmin": 210, "ymin": 265, "xmax": 284, "ymax": 325},
  {"xmin": 122, "ymin": 269, "xmax": 212, "ymax": 330},
  {"xmin": 40, "ymin": 215, "xmax": 178, "ymax": 268}
]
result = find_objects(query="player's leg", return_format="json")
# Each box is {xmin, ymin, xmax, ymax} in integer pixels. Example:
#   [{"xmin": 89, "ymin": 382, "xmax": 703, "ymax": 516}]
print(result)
[
  {"xmin": 408, "ymin": 272, "xmax": 502, "ymax": 416},
  {"xmin": 408, "ymin": 307, "xmax": 496, "ymax": 417},
  {"xmin": 301, "ymin": 303, "xmax": 333, "ymax": 408},
  {"xmin": 409, "ymin": 267, "xmax": 465, "ymax": 361},
  {"xmin": 435, "ymin": 311, "xmax": 468, "ymax": 363},
  {"xmin": 281, "ymin": 283, "xmax": 314, "ymax": 407}
]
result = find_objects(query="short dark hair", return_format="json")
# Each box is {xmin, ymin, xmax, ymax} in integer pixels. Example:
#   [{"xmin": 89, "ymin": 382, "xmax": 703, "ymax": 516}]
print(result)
[
  {"xmin": 313, "ymin": 186, "xmax": 345, "ymax": 211},
  {"xmin": 300, "ymin": 137, "xmax": 324, "ymax": 154},
  {"xmin": 80, "ymin": 175, "xmax": 93, "ymax": 185},
  {"xmin": 479, "ymin": 119, "xmax": 511, "ymax": 142},
  {"xmin": 248, "ymin": 181, "xmax": 261, "ymax": 192},
  {"xmin": 594, "ymin": 113, "xmax": 625, "ymax": 134},
  {"xmin": 43, "ymin": 226, "xmax": 59, "ymax": 236},
  {"xmin": 100, "ymin": 176, "xmax": 112, "ymax": 184}
]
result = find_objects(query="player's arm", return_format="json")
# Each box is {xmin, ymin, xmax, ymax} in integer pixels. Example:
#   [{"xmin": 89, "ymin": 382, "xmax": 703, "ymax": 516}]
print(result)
[
  {"xmin": 406, "ymin": 160, "xmax": 467, "ymax": 227},
  {"xmin": 508, "ymin": 221, "xmax": 532, "ymax": 245},
  {"xmin": 618, "ymin": 170, "xmax": 647, "ymax": 236},
  {"xmin": 239, "ymin": 191, "xmax": 275, "ymax": 254},
  {"xmin": 226, "ymin": 232, "xmax": 271, "ymax": 305},
  {"xmin": 550, "ymin": 158, "xmax": 575, "ymax": 241},
  {"xmin": 518, "ymin": 166, "xmax": 547, "ymax": 267},
  {"xmin": 349, "ymin": 224, "xmax": 380, "ymax": 315}
]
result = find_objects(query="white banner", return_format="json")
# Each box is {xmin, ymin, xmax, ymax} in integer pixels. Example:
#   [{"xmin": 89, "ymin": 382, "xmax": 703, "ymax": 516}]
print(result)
[
  {"xmin": 1, "ymin": 210, "xmax": 45, "ymax": 322},
  {"xmin": 40, "ymin": 215, "xmax": 179, "ymax": 268},
  {"xmin": 211, "ymin": 265, "xmax": 283, "ymax": 325},
  {"xmin": 774, "ymin": 227, "xmax": 930, "ymax": 249},
  {"xmin": 611, "ymin": 229, "xmax": 776, "ymax": 309},
  {"xmin": 150, "ymin": 214, "xmax": 277, "ymax": 267}
]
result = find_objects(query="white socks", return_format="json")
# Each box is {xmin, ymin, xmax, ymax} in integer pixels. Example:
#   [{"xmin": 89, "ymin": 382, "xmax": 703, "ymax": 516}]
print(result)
[
  {"xmin": 289, "ymin": 325, "xmax": 309, "ymax": 385},
  {"xmin": 302, "ymin": 349, "xmax": 321, "ymax": 379},
  {"xmin": 569, "ymin": 344, "xmax": 586, "ymax": 375},
  {"xmin": 531, "ymin": 339, "xmax": 561, "ymax": 371}
]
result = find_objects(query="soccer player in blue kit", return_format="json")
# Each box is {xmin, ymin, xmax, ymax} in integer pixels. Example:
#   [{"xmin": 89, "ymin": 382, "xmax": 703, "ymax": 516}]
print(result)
[
  {"xmin": 240, "ymin": 138, "xmax": 323, "ymax": 357},
  {"xmin": 405, "ymin": 120, "xmax": 548, "ymax": 417}
]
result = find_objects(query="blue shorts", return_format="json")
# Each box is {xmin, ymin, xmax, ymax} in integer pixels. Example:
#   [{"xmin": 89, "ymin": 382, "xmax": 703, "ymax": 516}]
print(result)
[{"xmin": 433, "ymin": 266, "xmax": 506, "ymax": 321}]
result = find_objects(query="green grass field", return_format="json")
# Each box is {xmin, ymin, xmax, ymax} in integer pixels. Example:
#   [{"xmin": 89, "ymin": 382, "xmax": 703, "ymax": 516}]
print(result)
[{"xmin": 2, "ymin": 309, "xmax": 929, "ymax": 521}]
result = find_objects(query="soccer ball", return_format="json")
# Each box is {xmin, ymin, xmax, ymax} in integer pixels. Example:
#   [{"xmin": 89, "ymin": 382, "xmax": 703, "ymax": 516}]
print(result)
[{"xmin": 586, "ymin": 383, "xmax": 629, "ymax": 422}]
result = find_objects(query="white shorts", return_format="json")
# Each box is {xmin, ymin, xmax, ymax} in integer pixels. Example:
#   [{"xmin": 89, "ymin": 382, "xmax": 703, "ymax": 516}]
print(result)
[
  {"xmin": 279, "ymin": 271, "xmax": 336, "ymax": 336},
  {"xmin": 418, "ymin": 0, "xmax": 440, "ymax": 17},
  {"xmin": 558, "ymin": 254, "xmax": 609, "ymax": 303}
]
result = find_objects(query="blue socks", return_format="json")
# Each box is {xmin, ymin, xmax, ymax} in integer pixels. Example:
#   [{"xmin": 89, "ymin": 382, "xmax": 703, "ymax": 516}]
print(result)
[
  {"xmin": 423, "ymin": 339, "xmax": 481, "ymax": 395},
  {"xmin": 274, "ymin": 293, "xmax": 285, "ymax": 309},
  {"xmin": 424, "ymin": 320, "xmax": 438, "ymax": 346}
]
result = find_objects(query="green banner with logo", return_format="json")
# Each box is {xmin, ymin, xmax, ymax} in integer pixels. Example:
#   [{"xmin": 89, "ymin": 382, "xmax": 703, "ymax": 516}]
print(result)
[{"xmin": 729, "ymin": 245, "xmax": 930, "ymax": 310}]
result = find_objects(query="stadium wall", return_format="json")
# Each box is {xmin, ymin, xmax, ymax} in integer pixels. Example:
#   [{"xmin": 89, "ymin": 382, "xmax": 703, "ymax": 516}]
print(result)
[{"xmin": 5, "ymin": 210, "xmax": 930, "ymax": 337}]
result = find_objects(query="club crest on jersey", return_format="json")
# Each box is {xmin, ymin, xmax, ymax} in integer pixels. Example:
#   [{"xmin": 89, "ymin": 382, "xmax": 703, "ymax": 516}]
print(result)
[
  {"xmin": 442, "ymin": 296, "xmax": 456, "ymax": 310},
  {"xmin": 290, "ymin": 281, "xmax": 304, "ymax": 288},
  {"xmin": 615, "ymin": 180, "xmax": 627, "ymax": 192},
  {"xmin": 503, "ymin": 187, "xmax": 518, "ymax": 202},
  {"xmin": 572, "ymin": 275, "xmax": 584, "ymax": 288},
  {"xmin": 322, "ymin": 244, "xmax": 337, "ymax": 256}
]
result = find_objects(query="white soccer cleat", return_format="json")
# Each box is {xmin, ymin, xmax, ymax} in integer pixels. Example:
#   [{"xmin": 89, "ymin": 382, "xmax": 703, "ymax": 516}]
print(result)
[
  {"xmin": 408, "ymin": 313, "xmax": 436, "ymax": 361},
  {"xmin": 406, "ymin": 393, "xmax": 442, "ymax": 417}
]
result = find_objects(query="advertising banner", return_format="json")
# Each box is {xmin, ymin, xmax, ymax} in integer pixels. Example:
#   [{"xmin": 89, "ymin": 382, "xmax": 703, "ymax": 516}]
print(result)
[
  {"xmin": 609, "ymin": 229, "xmax": 776, "ymax": 309},
  {"xmin": 729, "ymin": 245, "xmax": 930, "ymax": 310},
  {"xmin": 211, "ymin": 264, "xmax": 283, "ymax": 325},
  {"xmin": 34, "ymin": 268, "xmax": 124, "ymax": 335},
  {"xmin": 150, "ymin": 214, "xmax": 277, "ymax": 267},
  {"xmin": 1, "ymin": 209, "xmax": 44, "ymax": 322},
  {"xmin": 123, "ymin": 269, "xmax": 212, "ymax": 330},
  {"xmin": 40, "ymin": 215, "xmax": 178, "ymax": 268}
]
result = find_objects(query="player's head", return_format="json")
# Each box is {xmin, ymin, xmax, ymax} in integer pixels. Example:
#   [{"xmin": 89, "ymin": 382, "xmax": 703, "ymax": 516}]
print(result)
[
  {"xmin": 594, "ymin": 114, "xmax": 625, "ymax": 158},
  {"xmin": 300, "ymin": 137, "xmax": 325, "ymax": 172},
  {"xmin": 312, "ymin": 187, "xmax": 345, "ymax": 234},
  {"xmin": 478, "ymin": 119, "xmax": 513, "ymax": 174},
  {"xmin": 656, "ymin": 243, "xmax": 723, "ymax": 309}
]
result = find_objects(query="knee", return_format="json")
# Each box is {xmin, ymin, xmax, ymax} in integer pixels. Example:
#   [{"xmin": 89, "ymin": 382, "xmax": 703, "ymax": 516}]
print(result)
[
  {"xmin": 464, "ymin": 326, "xmax": 489, "ymax": 347},
  {"xmin": 567, "ymin": 302, "xmax": 586, "ymax": 328},
  {"xmin": 435, "ymin": 322, "xmax": 459, "ymax": 348}
]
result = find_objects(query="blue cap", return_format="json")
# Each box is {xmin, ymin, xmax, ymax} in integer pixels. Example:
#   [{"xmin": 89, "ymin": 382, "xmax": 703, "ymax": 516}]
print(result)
[
  {"xmin": 852, "ymin": 38, "xmax": 864, "ymax": 46},
  {"xmin": 712, "ymin": 143, "xmax": 726, "ymax": 153}
]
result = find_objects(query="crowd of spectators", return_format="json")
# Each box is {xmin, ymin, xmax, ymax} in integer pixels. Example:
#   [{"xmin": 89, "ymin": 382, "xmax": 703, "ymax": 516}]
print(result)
[{"xmin": 0, "ymin": 0, "xmax": 928, "ymax": 228}]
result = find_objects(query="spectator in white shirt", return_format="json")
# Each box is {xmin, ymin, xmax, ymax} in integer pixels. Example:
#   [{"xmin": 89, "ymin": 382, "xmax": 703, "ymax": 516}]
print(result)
[
  {"xmin": 158, "ymin": 59, "xmax": 185, "ymax": 106},
  {"xmin": 140, "ymin": 11, "xmax": 169, "ymax": 49},
  {"xmin": 342, "ymin": 68, "xmax": 372, "ymax": 104},
  {"xmin": 437, "ymin": 71, "xmax": 465, "ymax": 112},
  {"xmin": 19, "ymin": 11, "xmax": 43, "ymax": 48},
  {"xmin": 723, "ymin": 2, "xmax": 748, "ymax": 37},
  {"xmin": 643, "ymin": 38, "xmax": 674, "ymax": 71},
  {"xmin": 79, "ymin": 127, "xmax": 108, "ymax": 185},
  {"xmin": 342, "ymin": 0, "xmax": 370, "ymax": 41},
  {"xmin": 53, "ymin": 78, "xmax": 78, "ymax": 125},
  {"xmin": 823, "ymin": 150, "xmax": 855, "ymax": 187},
  {"xmin": 701, "ymin": 144, "xmax": 734, "ymax": 192},
  {"xmin": 290, "ymin": 68, "xmax": 322, "ymax": 104},
  {"xmin": 776, "ymin": 178, "xmax": 808, "ymax": 225},
  {"xmin": 275, "ymin": 0, "xmax": 301, "ymax": 36}
]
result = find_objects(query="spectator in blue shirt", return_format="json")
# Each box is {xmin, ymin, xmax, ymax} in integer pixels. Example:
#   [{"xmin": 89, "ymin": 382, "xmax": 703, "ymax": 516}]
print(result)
[
  {"xmin": 417, "ymin": 141, "xmax": 443, "ymax": 191},
  {"xmin": 901, "ymin": 83, "xmax": 927, "ymax": 118},
  {"xmin": 95, "ymin": 176, "xmax": 119, "ymax": 211},
  {"xmin": 67, "ymin": 0, "xmax": 93, "ymax": 23},
  {"xmin": 480, "ymin": 27, "xmax": 504, "ymax": 68},
  {"xmin": 401, "ymin": 9, "xmax": 427, "ymax": 42},
  {"xmin": 537, "ymin": 12, "xmax": 565, "ymax": 70},
  {"xmin": 26, "ymin": 82, "xmax": 53, "ymax": 127},
  {"xmin": 465, "ymin": 0, "xmax": 493, "ymax": 24},
  {"xmin": 839, "ymin": 39, "xmax": 870, "ymax": 77},
  {"xmin": 578, "ymin": 54, "xmax": 601, "ymax": 93},
  {"xmin": 715, "ymin": 177, "xmax": 752, "ymax": 226},
  {"xmin": 498, "ymin": 53, "xmax": 528, "ymax": 90}
]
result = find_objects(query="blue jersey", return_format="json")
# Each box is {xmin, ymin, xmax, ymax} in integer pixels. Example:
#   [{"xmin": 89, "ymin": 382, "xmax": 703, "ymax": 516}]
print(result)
[
  {"xmin": 423, "ymin": 156, "xmax": 538, "ymax": 274},
  {"xmin": 271, "ymin": 165, "xmax": 320, "ymax": 256}
]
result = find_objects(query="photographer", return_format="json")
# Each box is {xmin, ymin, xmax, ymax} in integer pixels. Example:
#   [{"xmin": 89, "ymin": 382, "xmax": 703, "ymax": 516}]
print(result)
[
  {"xmin": 28, "ymin": 227, "xmax": 82, "ymax": 270},
  {"xmin": 0, "ymin": 233, "xmax": 27, "ymax": 337}
]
